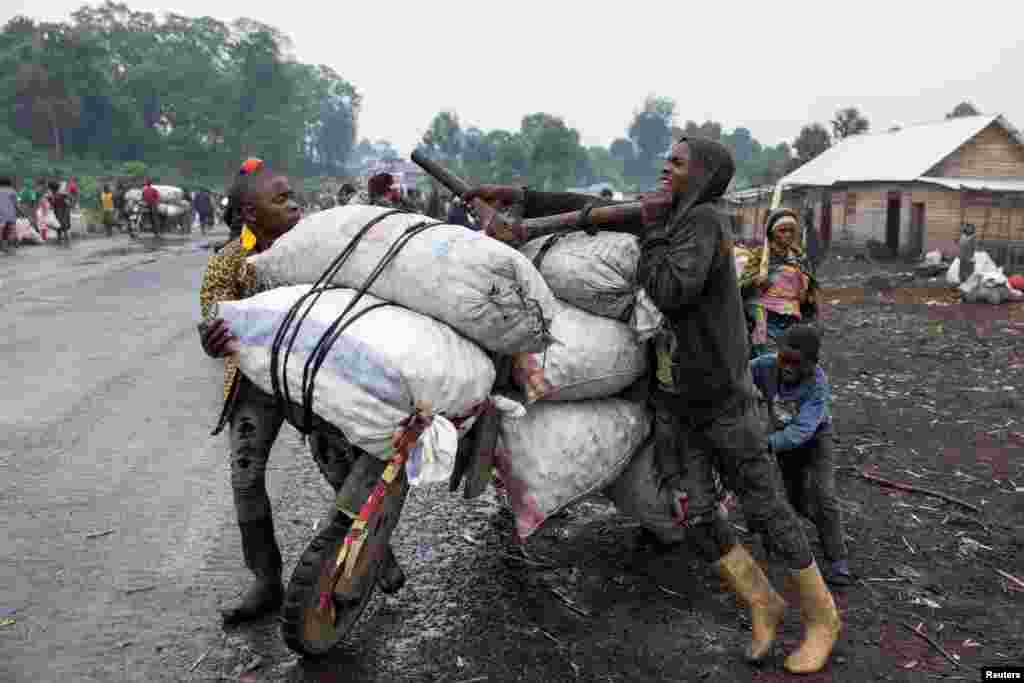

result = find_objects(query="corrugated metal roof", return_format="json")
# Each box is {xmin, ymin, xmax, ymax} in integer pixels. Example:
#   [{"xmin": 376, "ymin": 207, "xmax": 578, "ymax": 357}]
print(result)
[
  {"xmin": 781, "ymin": 114, "xmax": 1021, "ymax": 187},
  {"xmin": 916, "ymin": 176, "xmax": 1024, "ymax": 193}
]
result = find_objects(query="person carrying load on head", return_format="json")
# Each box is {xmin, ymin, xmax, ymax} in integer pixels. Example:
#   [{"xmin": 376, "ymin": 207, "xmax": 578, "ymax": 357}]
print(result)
[{"xmin": 739, "ymin": 209, "xmax": 818, "ymax": 358}]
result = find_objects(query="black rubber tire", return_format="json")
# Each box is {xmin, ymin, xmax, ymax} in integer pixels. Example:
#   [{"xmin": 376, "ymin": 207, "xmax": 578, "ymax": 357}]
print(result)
[{"xmin": 280, "ymin": 513, "xmax": 380, "ymax": 658}]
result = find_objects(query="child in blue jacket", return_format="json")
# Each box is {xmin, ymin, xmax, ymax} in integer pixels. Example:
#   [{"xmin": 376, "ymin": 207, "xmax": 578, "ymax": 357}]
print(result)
[{"xmin": 751, "ymin": 325, "xmax": 852, "ymax": 587}]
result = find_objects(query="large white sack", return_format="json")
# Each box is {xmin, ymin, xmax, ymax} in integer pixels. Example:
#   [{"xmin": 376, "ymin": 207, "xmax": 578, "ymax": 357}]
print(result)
[
  {"xmin": 248, "ymin": 205, "xmax": 557, "ymax": 354},
  {"xmin": 493, "ymin": 398, "xmax": 651, "ymax": 540},
  {"xmin": 124, "ymin": 185, "xmax": 184, "ymax": 203},
  {"xmin": 217, "ymin": 285, "xmax": 496, "ymax": 459},
  {"xmin": 512, "ymin": 302, "xmax": 647, "ymax": 403},
  {"xmin": 519, "ymin": 231, "xmax": 639, "ymax": 319},
  {"xmin": 158, "ymin": 203, "xmax": 185, "ymax": 217}
]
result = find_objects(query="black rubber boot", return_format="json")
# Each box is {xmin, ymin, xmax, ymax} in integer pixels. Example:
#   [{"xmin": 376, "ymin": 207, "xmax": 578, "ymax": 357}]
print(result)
[{"xmin": 221, "ymin": 519, "xmax": 284, "ymax": 625}]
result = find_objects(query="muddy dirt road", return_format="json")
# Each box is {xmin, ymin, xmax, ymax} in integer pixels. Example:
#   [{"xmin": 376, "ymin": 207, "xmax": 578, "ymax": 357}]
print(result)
[{"xmin": 2, "ymin": 241, "xmax": 1022, "ymax": 682}]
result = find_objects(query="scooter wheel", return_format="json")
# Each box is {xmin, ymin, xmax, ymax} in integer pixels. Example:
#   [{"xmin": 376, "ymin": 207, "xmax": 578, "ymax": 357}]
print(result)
[
  {"xmin": 280, "ymin": 514, "xmax": 369, "ymax": 657},
  {"xmin": 281, "ymin": 464, "xmax": 407, "ymax": 658}
]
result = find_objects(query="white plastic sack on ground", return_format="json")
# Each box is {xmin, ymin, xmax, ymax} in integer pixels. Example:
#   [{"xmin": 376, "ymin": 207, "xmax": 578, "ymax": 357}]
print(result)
[
  {"xmin": 924, "ymin": 250, "xmax": 942, "ymax": 266},
  {"xmin": 14, "ymin": 218, "xmax": 43, "ymax": 244},
  {"xmin": 124, "ymin": 185, "xmax": 184, "ymax": 203},
  {"xmin": 512, "ymin": 302, "xmax": 647, "ymax": 403},
  {"xmin": 630, "ymin": 288, "xmax": 665, "ymax": 342},
  {"xmin": 248, "ymin": 205, "xmax": 557, "ymax": 354},
  {"xmin": 493, "ymin": 398, "xmax": 651, "ymax": 539},
  {"xmin": 519, "ymin": 231, "xmax": 639, "ymax": 319},
  {"xmin": 947, "ymin": 250, "xmax": 998, "ymax": 285},
  {"xmin": 217, "ymin": 285, "xmax": 496, "ymax": 460},
  {"xmin": 960, "ymin": 269, "xmax": 1014, "ymax": 304}
]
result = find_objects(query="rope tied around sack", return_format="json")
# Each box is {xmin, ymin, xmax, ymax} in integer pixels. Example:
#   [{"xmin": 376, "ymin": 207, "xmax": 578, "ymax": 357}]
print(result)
[{"xmin": 268, "ymin": 210, "xmax": 447, "ymax": 434}]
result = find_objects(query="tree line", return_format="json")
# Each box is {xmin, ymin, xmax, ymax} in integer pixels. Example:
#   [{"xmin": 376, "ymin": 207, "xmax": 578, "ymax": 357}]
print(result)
[
  {"xmin": 1, "ymin": 3, "xmax": 985, "ymax": 198},
  {"xmin": 0, "ymin": 1, "xmax": 360, "ymax": 189},
  {"xmin": 416, "ymin": 100, "xmax": 984, "ymax": 194}
]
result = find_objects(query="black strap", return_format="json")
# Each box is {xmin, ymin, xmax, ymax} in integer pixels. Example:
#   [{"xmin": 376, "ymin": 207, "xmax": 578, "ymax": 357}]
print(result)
[
  {"xmin": 297, "ymin": 220, "xmax": 445, "ymax": 431},
  {"xmin": 531, "ymin": 232, "xmax": 567, "ymax": 271},
  {"xmin": 268, "ymin": 210, "xmax": 448, "ymax": 434},
  {"xmin": 269, "ymin": 209, "xmax": 406, "ymax": 419}
]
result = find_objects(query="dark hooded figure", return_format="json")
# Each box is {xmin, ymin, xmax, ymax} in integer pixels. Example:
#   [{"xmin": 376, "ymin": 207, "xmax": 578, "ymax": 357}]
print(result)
[{"xmin": 461, "ymin": 138, "xmax": 839, "ymax": 675}]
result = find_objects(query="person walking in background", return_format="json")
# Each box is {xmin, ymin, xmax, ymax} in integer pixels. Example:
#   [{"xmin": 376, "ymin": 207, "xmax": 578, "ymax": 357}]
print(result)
[
  {"xmin": 142, "ymin": 178, "xmax": 161, "ymax": 236},
  {"xmin": 18, "ymin": 178, "xmax": 38, "ymax": 222},
  {"xmin": 51, "ymin": 180, "xmax": 72, "ymax": 245},
  {"xmin": 36, "ymin": 183, "xmax": 56, "ymax": 242},
  {"xmin": 101, "ymin": 185, "xmax": 116, "ymax": 237},
  {"xmin": 193, "ymin": 188, "xmax": 214, "ymax": 233},
  {"xmin": 0, "ymin": 176, "xmax": 19, "ymax": 254}
]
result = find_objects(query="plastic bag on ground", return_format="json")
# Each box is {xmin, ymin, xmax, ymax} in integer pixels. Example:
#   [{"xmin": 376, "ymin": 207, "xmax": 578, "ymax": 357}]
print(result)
[
  {"xmin": 512, "ymin": 301, "xmax": 647, "ymax": 403},
  {"xmin": 492, "ymin": 398, "xmax": 651, "ymax": 540},
  {"xmin": 519, "ymin": 231, "xmax": 640, "ymax": 319},
  {"xmin": 14, "ymin": 218, "xmax": 43, "ymax": 244},
  {"xmin": 248, "ymin": 205, "xmax": 557, "ymax": 354},
  {"xmin": 217, "ymin": 285, "xmax": 496, "ymax": 459},
  {"xmin": 924, "ymin": 250, "xmax": 943, "ymax": 266}
]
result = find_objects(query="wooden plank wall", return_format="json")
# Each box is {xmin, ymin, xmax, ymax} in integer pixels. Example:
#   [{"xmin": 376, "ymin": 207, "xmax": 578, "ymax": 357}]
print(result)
[{"xmin": 929, "ymin": 123, "xmax": 1024, "ymax": 178}]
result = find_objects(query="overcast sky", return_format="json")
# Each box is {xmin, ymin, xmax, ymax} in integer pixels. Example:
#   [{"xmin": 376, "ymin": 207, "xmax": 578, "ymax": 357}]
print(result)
[{"xmin": 9, "ymin": 1, "xmax": 1024, "ymax": 155}]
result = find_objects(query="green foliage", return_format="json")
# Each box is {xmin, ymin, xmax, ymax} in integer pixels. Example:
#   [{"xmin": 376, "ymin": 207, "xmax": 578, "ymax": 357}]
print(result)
[
  {"xmin": 794, "ymin": 124, "xmax": 832, "ymax": 166},
  {"xmin": 830, "ymin": 107, "xmax": 870, "ymax": 140},
  {"xmin": 121, "ymin": 160, "xmax": 147, "ymax": 178},
  {"xmin": 0, "ymin": 4, "xmax": 361, "ymax": 183},
  {"xmin": 947, "ymin": 101, "xmax": 981, "ymax": 119}
]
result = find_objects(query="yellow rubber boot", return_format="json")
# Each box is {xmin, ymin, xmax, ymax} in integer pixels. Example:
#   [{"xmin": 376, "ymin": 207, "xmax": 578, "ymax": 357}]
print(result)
[
  {"xmin": 716, "ymin": 544, "xmax": 787, "ymax": 663},
  {"xmin": 784, "ymin": 561, "xmax": 841, "ymax": 674}
]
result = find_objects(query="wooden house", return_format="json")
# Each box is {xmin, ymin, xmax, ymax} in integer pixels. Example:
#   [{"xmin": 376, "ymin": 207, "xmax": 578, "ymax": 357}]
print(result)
[{"xmin": 726, "ymin": 114, "xmax": 1024, "ymax": 271}]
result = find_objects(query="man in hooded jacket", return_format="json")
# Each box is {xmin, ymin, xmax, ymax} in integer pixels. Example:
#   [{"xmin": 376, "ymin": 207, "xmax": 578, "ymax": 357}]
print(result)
[{"xmin": 463, "ymin": 137, "xmax": 840, "ymax": 674}]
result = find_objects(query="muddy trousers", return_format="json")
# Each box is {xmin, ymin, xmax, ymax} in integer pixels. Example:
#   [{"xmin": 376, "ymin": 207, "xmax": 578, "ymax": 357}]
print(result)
[
  {"xmin": 229, "ymin": 378, "xmax": 351, "ymax": 523},
  {"xmin": 650, "ymin": 391, "xmax": 813, "ymax": 570},
  {"xmin": 776, "ymin": 433, "xmax": 847, "ymax": 563}
]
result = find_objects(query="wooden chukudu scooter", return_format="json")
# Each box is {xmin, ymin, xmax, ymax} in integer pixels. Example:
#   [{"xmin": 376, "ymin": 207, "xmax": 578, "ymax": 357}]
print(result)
[
  {"xmin": 275, "ymin": 199, "xmax": 510, "ymax": 657},
  {"xmin": 282, "ymin": 155, "xmax": 649, "ymax": 657}
]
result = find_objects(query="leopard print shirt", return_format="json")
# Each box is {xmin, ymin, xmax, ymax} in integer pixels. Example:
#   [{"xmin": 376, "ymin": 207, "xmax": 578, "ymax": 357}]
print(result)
[{"xmin": 199, "ymin": 239, "xmax": 259, "ymax": 401}]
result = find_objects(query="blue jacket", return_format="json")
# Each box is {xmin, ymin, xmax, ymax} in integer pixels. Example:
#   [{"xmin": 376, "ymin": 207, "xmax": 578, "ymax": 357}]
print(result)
[{"xmin": 750, "ymin": 353, "xmax": 833, "ymax": 453}]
